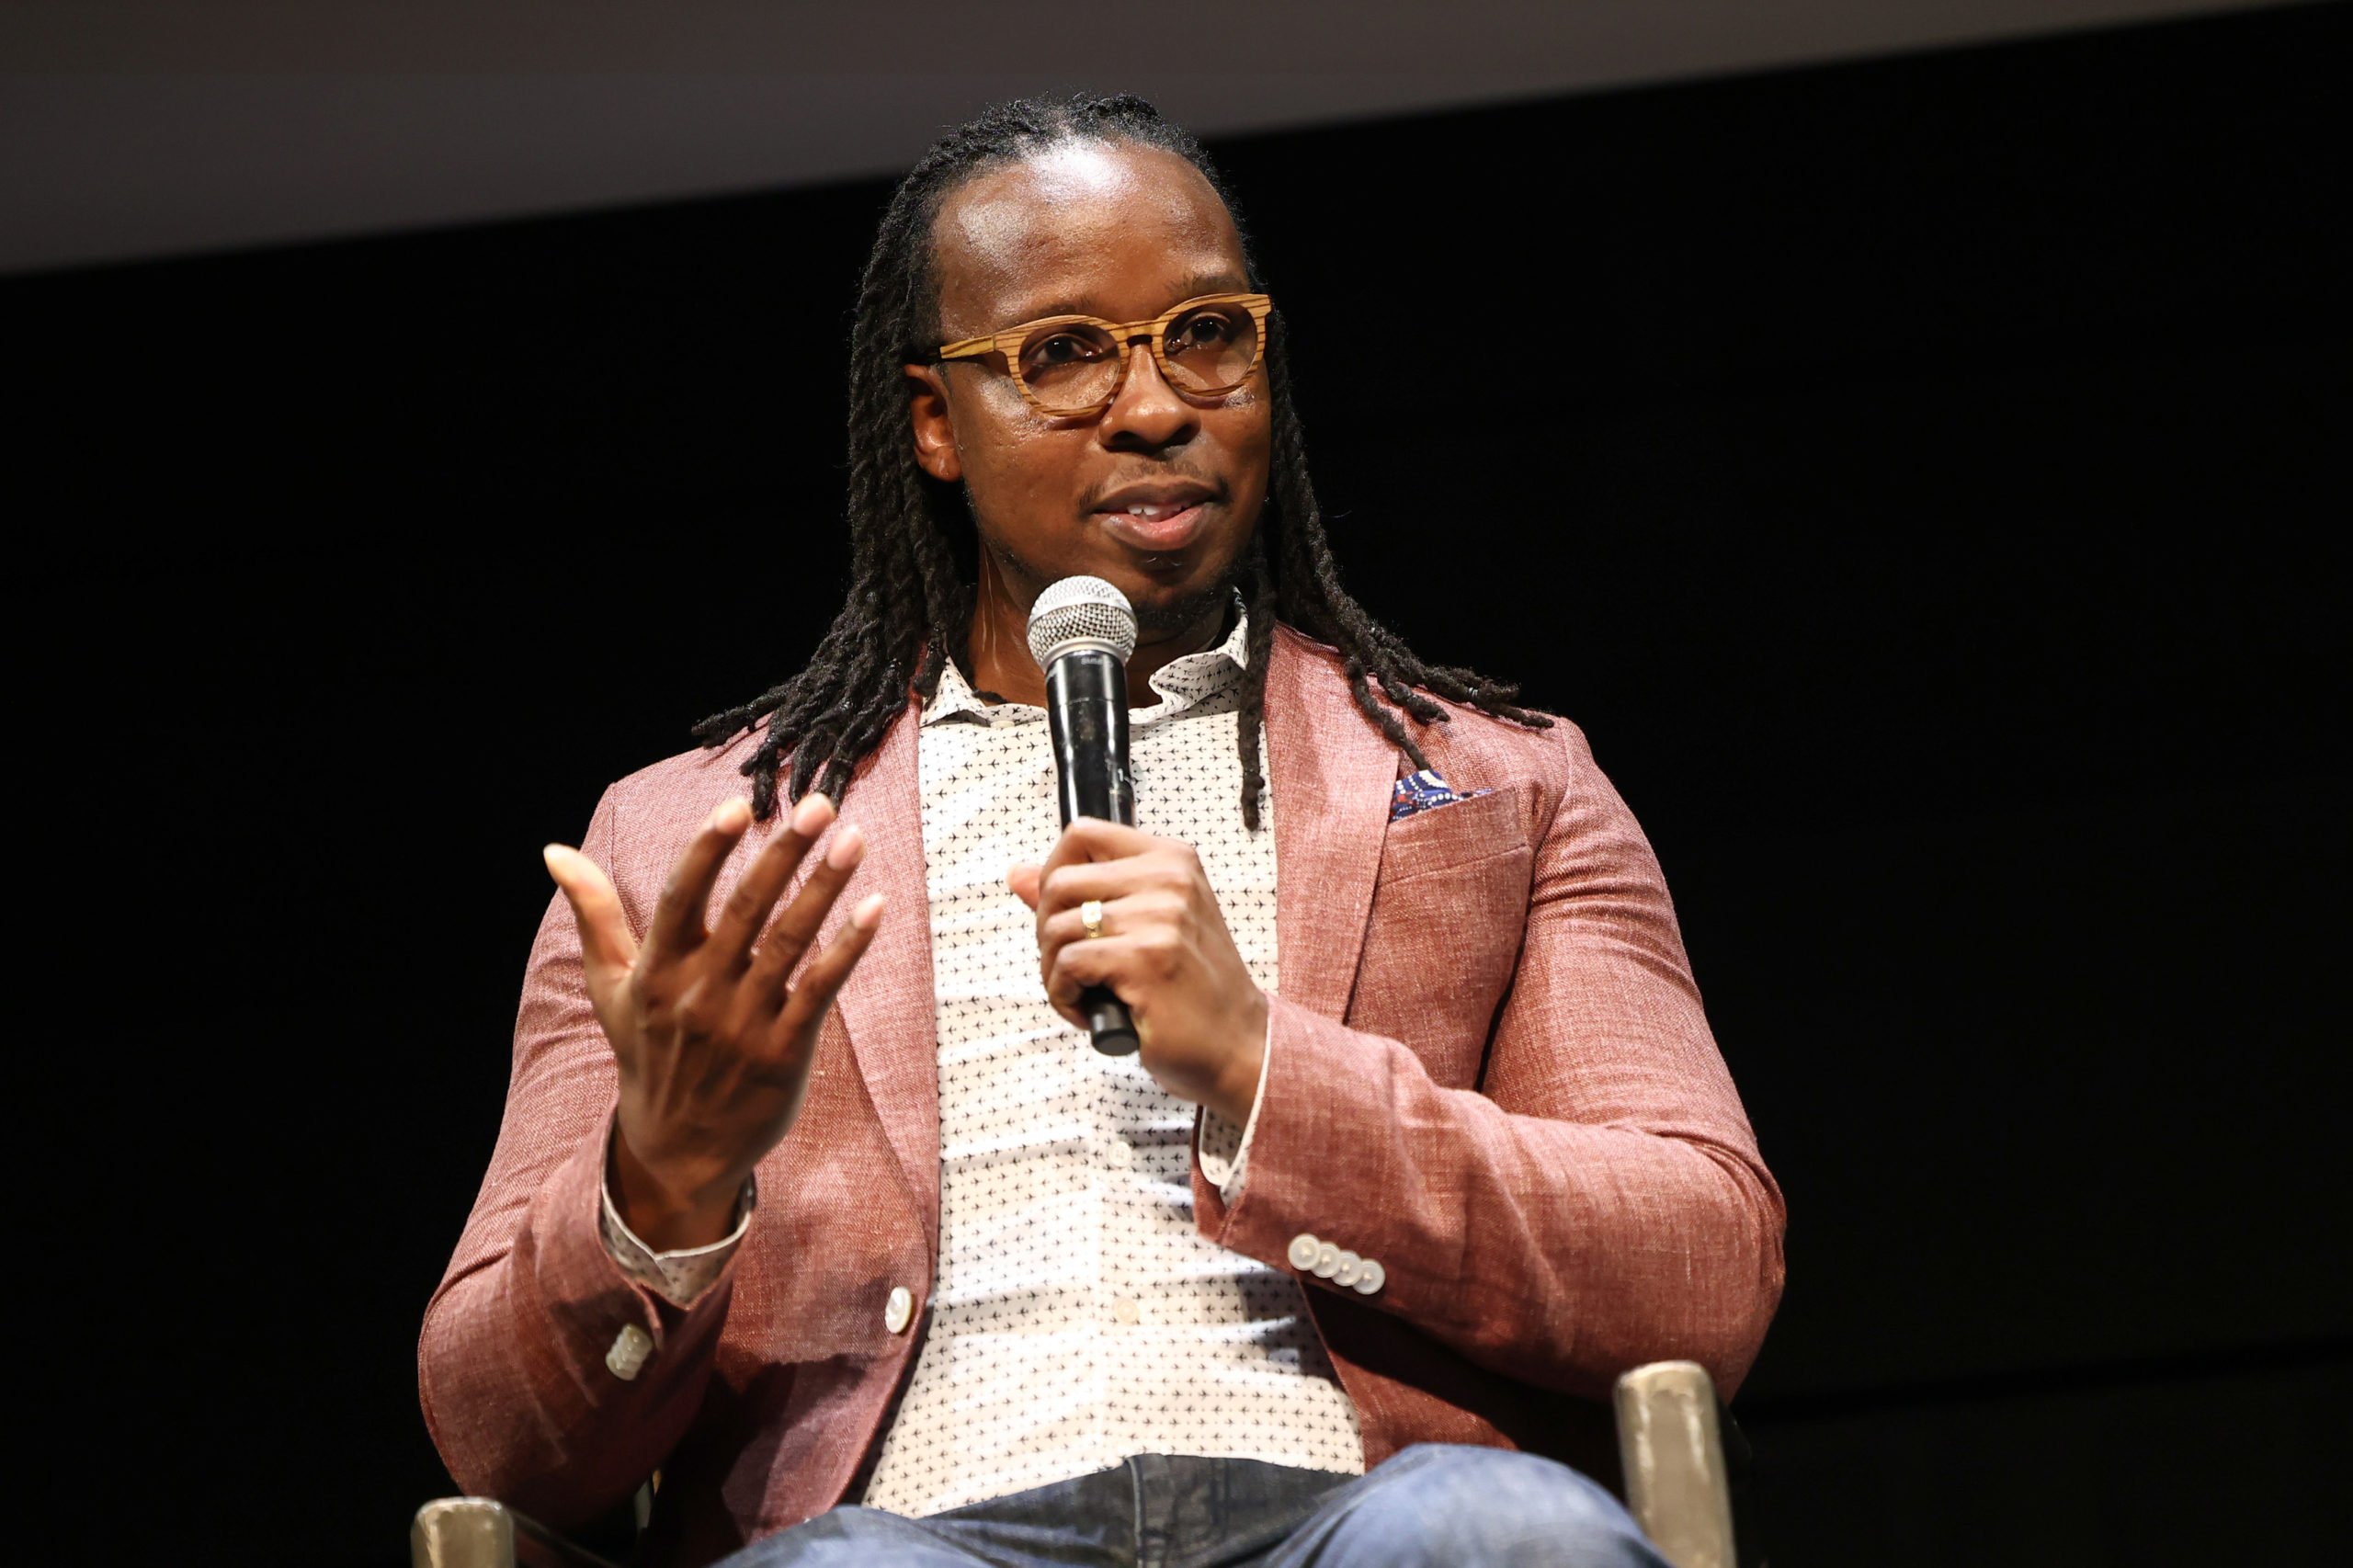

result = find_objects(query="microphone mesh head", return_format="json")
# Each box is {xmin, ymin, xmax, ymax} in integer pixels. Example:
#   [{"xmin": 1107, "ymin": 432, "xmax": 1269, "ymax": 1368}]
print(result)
[{"xmin": 1027, "ymin": 575, "xmax": 1139, "ymax": 669}]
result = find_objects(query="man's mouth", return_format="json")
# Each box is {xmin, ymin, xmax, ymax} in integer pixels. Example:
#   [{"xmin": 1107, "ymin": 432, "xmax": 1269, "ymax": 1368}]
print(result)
[
  {"xmin": 1098, "ymin": 501, "xmax": 1209, "ymax": 552},
  {"xmin": 1092, "ymin": 484, "xmax": 1219, "ymax": 553}
]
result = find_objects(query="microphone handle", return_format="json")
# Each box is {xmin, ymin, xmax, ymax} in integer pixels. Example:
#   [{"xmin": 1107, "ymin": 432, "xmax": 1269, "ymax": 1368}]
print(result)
[{"xmin": 1045, "ymin": 649, "xmax": 1140, "ymax": 1055}]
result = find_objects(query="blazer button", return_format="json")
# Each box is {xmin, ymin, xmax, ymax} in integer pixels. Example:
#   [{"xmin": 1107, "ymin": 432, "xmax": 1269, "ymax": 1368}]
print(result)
[
  {"xmin": 1353, "ymin": 1259, "xmax": 1386, "ymax": 1295},
  {"xmin": 883, "ymin": 1285, "xmax": 915, "ymax": 1335},
  {"xmin": 1333, "ymin": 1250, "xmax": 1362, "ymax": 1287},
  {"xmin": 1287, "ymin": 1233, "xmax": 1321, "ymax": 1271},
  {"xmin": 1312, "ymin": 1243, "xmax": 1342, "ymax": 1278},
  {"xmin": 606, "ymin": 1324, "xmax": 653, "ymax": 1381}
]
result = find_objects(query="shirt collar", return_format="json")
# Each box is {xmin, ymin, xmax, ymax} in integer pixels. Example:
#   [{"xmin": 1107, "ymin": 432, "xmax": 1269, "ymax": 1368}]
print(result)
[{"xmin": 922, "ymin": 595, "xmax": 1252, "ymax": 728}]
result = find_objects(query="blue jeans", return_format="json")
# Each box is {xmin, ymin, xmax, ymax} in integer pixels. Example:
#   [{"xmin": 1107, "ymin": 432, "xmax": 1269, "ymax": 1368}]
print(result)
[{"xmin": 727, "ymin": 1445, "xmax": 1666, "ymax": 1567}]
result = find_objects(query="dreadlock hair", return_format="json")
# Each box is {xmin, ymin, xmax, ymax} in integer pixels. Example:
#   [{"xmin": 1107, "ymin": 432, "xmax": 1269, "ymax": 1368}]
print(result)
[{"xmin": 694, "ymin": 92, "xmax": 1550, "ymax": 827}]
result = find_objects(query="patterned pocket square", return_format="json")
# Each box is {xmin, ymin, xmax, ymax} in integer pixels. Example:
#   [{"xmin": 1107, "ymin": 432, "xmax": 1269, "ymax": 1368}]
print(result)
[{"xmin": 1390, "ymin": 768, "xmax": 1495, "ymax": 823}]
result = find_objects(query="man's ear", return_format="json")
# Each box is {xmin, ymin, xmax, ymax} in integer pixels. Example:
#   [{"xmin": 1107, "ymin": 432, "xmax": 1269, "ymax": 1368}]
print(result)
[{"xmin": 905, "ymin": 364, "xmax": 962, "ymax": 483}]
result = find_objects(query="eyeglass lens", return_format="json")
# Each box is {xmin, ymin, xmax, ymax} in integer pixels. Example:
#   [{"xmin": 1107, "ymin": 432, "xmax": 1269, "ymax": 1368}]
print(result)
[{"xmin": 1016, "ymin": 302, "xmax": 1258, "ymax": 409}]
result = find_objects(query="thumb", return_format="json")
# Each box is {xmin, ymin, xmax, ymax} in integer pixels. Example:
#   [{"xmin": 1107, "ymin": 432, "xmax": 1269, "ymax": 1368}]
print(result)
[
  {"xmin": 1006, "ymin": 861, "xmax": 1041, "ymax": 910},
  {"xmin": 545, "ymin": 844, "xmax": 639, "ymax": 1002}
]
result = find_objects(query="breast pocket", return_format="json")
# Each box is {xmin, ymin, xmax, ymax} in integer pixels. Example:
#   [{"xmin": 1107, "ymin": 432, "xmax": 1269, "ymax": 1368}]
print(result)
[
  {"xmin": 1349, "ymin": 793, "xmax": 1534, "ymax": 1085},
  {"xmin": 1377, "ymin": 789, "xmax": 1528, "ymax": 883}
]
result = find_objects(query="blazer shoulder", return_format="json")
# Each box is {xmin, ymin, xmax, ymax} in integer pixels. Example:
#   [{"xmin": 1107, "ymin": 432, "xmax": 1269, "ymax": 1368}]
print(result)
[
  {"xmin": 1422, "ymin": 699, "xmax": 1584, "ymax": 778},
  {"xmin": 585, "ymin": 729, "xmax": 770, "ymax": 887},
  {"xmin": 1268, "ymin": 619, "xmax": 1593, "ymax": 824},
  {"xmin": 606, "ymin": 728, "xmax": 764, "ymax": 824},
  {"xmin": 1271, "ymin": 621, "xmax": 1577, "ymax": 751}
]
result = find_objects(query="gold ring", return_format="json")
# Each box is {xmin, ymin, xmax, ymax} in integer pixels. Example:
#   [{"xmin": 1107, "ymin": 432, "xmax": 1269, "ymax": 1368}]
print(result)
[{"xmin": 1080, "ymin": 900, "xmax": 1106, "ymax": 940}]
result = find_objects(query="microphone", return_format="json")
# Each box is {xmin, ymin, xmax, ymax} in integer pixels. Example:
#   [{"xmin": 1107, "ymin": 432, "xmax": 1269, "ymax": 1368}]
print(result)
[{"xmin": 1027, "ymin": 575, "xmax": 1142, "ymax": 1056}]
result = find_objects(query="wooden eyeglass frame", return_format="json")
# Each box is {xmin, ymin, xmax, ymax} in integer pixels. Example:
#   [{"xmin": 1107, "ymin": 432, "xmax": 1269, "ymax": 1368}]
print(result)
[{"xmin": 934, "ymin": 291, "xmax": 1273, "ymax": 418}]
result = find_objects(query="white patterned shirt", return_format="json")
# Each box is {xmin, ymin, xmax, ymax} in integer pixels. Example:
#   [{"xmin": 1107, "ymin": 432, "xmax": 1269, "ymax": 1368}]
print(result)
[{"xmin": 602, "ymin": 605, "xmax": 1363, "ymax": 1516}]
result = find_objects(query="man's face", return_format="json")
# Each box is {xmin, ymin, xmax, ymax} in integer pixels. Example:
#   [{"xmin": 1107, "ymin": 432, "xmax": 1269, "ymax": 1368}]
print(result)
[{"xmin": 908, "ymin": 141, "xmax": 1272, "ymax": 640}]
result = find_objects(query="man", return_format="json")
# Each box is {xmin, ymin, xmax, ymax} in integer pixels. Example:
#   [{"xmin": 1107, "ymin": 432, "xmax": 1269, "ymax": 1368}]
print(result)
[{"xmin": 422, "ymin": 95, "xmax": 1785, "ymax": 1567}]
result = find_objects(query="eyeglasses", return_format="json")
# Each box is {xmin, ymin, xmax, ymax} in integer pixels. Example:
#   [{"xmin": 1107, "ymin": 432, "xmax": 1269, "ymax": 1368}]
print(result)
[{"xmin": 935, "ymin": 291, "xmax": 1272, "ymax": 419}]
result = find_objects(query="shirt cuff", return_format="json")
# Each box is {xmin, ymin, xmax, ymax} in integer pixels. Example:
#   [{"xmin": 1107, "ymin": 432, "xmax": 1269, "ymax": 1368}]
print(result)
[
  {"xmin": 1195, "ymin": 1015, "xmax": 1274, "ymax": 1201},
  {"xmin": 597, "ymin": 1154, "xmax": 756, "ymax": 1309}
]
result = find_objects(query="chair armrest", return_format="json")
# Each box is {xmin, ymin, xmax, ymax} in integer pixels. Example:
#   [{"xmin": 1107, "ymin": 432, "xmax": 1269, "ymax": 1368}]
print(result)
[
  {"xmin": 412, "ymin": 1498, "xmax": 629, "ymax": 1568},
  {"xmin": 1613, "ymin": 1360, "xmax": 1738, "ymax": 1568}
]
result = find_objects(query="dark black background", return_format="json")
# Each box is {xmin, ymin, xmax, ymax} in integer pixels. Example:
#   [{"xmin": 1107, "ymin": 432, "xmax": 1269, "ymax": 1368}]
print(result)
[{"xmin": 17, "ymin": 6, "xmax": 2347, "ymax": 1564}]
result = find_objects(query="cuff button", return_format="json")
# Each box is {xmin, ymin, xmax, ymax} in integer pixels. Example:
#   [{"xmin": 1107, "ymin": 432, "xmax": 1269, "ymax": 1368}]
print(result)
[
  {"xmin": 1353, "ymin": 1259, "xmax": 1385, "ymax": 1295},
  {"xmin": 606, "ymin": 1324, "xmax": 654, "ymax": 1381},
  {"xmin": 1286, "ymin": 1233, "xmax": 1321, "ymax": 1271},
  {"xmin": 1312, "ymin": 1243, "xmax": 1342, "ymax": 1278}
]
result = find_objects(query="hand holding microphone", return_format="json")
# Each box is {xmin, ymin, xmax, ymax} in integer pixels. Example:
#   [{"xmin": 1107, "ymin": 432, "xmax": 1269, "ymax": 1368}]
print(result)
[
  {"xmin": 1025, "ymin": 576, "xmax": 1143, "ymax": 1053},
  {"xmin": 1010, "ymin": 576, "xmax": 1268, "ymax": 1119}
]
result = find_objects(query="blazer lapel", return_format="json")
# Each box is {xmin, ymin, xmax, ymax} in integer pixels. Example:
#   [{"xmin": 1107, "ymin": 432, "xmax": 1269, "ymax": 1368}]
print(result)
[
  {"xmin": 801, "ymin": 702, "xmax": 941, "ymax": 1238},
  {"xmin": 1267, "ymin": 628, "xmax": 1398, "ymax": 1020}
]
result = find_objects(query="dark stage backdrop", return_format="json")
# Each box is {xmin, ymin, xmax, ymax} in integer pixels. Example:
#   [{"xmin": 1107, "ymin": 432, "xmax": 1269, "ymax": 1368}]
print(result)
[{"xmin": 18, "ymin": 6, "xmax": 2345, "ymax": 1565}]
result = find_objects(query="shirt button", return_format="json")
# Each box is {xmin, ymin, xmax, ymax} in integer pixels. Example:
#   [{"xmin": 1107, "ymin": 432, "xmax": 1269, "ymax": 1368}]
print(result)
[
  {"xmin": 1287, "ymin": 1233, "xmax": 1321, "ymax": 1271},
  {"xmin": 1111, "ymin": 1298, "xmax": 1140, "ymax": 1325},
  {"xmin": 883, "ymin": 1285, "xmax": 915, "ymax": 1334},
  {"xmin": 1106, "ymin": 1142, "xmax": 1134, "ymax": 1170},
  {"xmin": 1313, "ymin": 1243, "xmax": 1342, "ymax": 1278},
  {"xmin": 1333, "ymin": 1250, "xmax": 1362, "ymax": 1287},
  {"xmin": 606, "ymin": 1324, "xmax": 653, "ymax": 1381},
  {"xmin": 1353, "ymin": 1259, "xmax": 1386, "ymax": 1295}
]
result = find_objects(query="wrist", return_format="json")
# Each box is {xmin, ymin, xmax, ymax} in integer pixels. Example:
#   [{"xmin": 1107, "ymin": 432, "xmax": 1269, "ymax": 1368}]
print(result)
[
  {"xmin": 608, "ymin": 1123, "xmax": 744, "ymax": 1251},
  {"xmin": 1203, "ymin": 993, "xmax": 1269, "ymax": 1124}
]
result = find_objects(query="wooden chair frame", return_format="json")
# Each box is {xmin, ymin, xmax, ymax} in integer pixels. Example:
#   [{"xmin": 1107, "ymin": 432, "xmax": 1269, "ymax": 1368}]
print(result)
[{"xmin": 934, "ymin": 291, "xmax": 1273, "ymax": 418}]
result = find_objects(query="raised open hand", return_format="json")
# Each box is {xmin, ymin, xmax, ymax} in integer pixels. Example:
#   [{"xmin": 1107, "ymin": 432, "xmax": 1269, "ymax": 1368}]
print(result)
[{"xmin": 542, "ymin": 792, "xmax": 884, "ymax": 1249}]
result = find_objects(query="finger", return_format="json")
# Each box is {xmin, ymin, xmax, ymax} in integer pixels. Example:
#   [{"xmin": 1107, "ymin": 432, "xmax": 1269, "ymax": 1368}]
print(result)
[
  {"xmin": 1032, "ymin": 854, "xmax": 1170, "ymax": 921},
  {"xmin": 772, "ymin": 892, "xmax": 886, "ymax": 1042},
  {"xmin": 1042, "ymin": 933, "xmax": 1147, "ymax": 1018},
  {"xmin": 645, "ymin": 798, "xmax": 755, "ymax": 961},
  {"xmin": 1038, "ymin": 818, "xmax": 1159, "ymax": 883},
  {"xmin": 743, "ymin": 821, "xmax": 867, "ymax": 1006},
  {"xmin": 1006, "ymin": 862, "xmax": 1042, "ymax": 911},
  {"xmin": 1038, "ymin": 890, "xmax": 1178, "ymax": 957},
  {"xmin": 708, "ymin": 792, "xmax": 835, "ymax": 973},
  {"xmin": 1033, "ymin": 889, "xmax": 1171, "ymax": 995},
  {"xmin": 544, "ymin": 845, "xmax": 639, "ymax": 1006}
]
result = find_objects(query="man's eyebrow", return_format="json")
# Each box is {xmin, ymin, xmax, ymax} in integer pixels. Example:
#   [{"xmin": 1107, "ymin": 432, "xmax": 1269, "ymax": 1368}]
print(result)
[{"xmin": 1004, "ymin": 271, "xmax": 1253, "ymax": 325}]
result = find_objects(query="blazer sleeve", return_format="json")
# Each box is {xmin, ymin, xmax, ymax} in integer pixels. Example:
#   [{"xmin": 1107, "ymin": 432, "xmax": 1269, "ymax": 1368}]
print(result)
[
  {"xmin": 1193, "ymin": 720, "xmax": 1786, "ymax": 1401},
  {"xmin": 417, "ymin": 787, "xmax": 738, "ymax": 1527}
]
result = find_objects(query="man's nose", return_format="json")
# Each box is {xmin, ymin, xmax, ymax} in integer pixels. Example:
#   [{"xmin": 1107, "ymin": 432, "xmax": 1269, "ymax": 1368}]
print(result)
[{"xmin": 1096, "ymin": 340, "xmax": 1198, "ymax": 449}]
